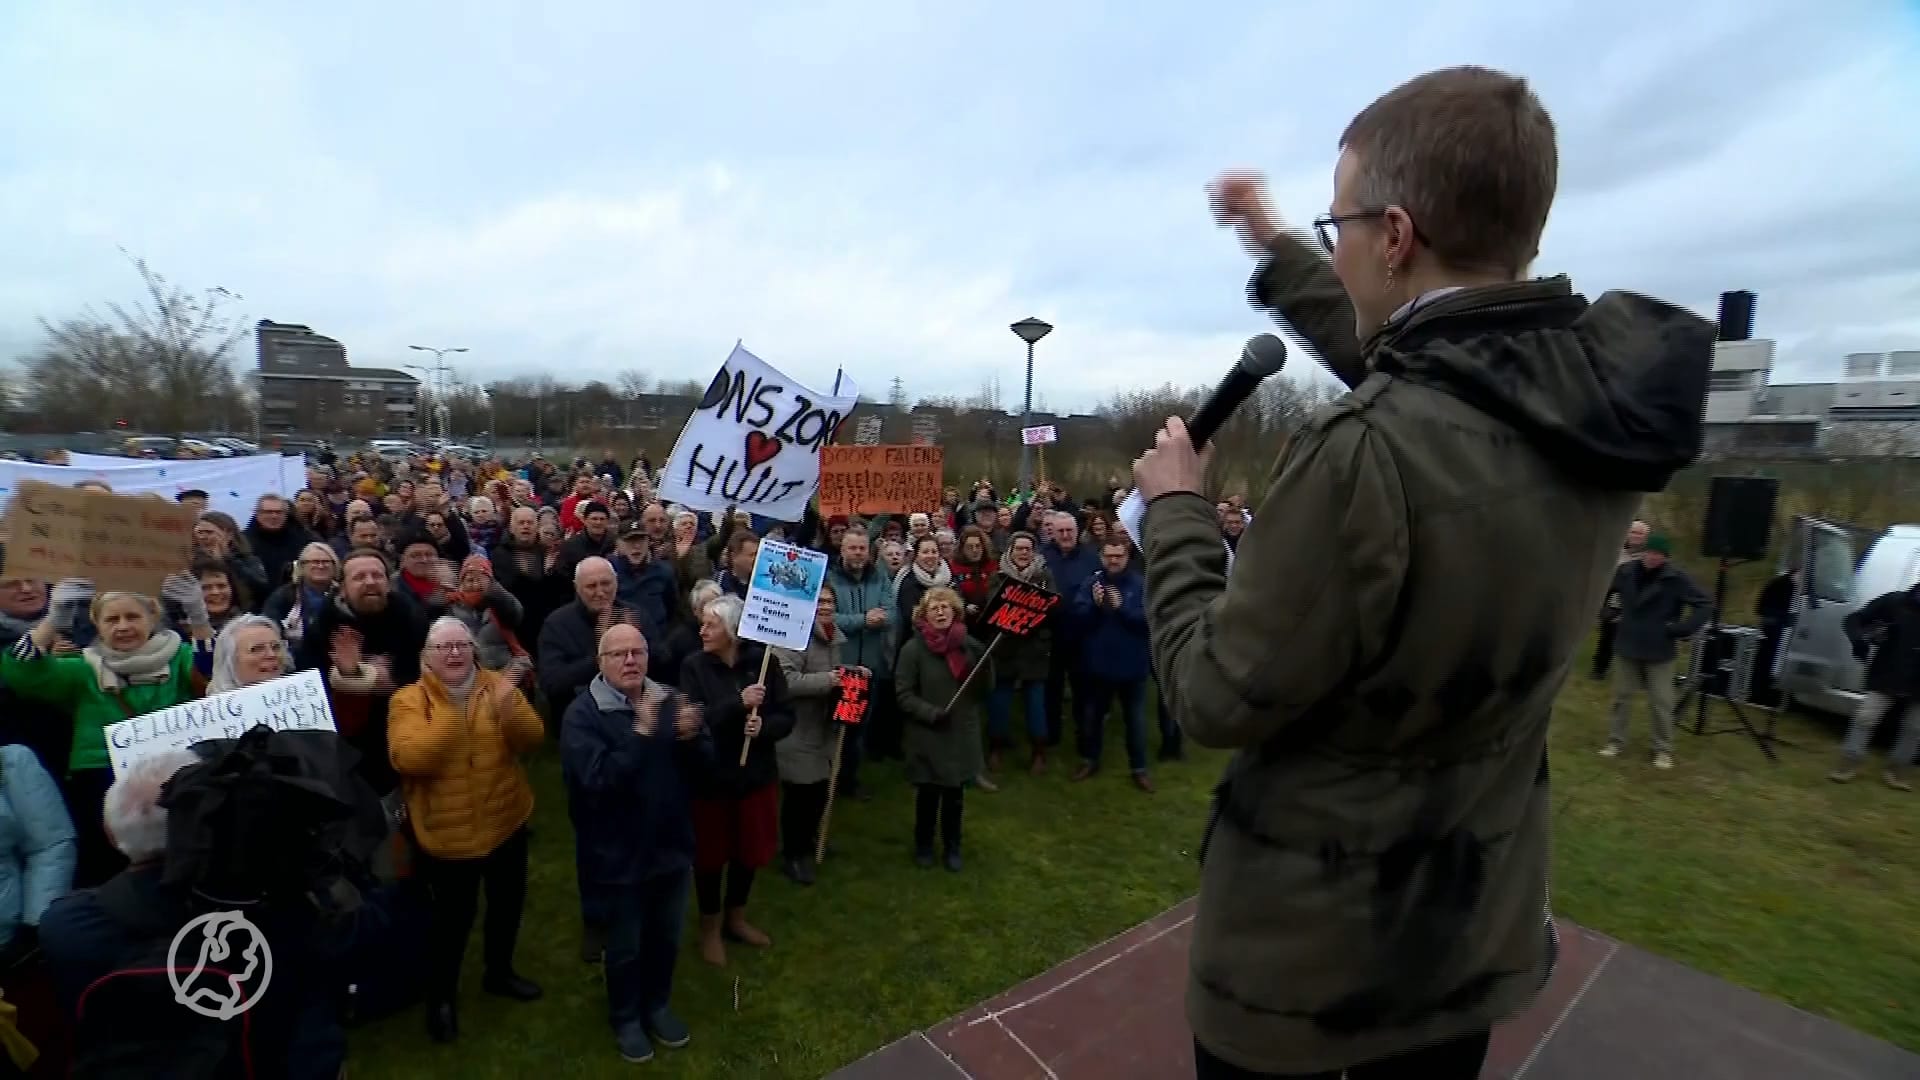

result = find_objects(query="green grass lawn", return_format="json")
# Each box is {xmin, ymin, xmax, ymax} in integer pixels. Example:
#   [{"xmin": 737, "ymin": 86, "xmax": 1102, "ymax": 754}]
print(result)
[{"xmin": 349, "ymin": 673, "xmax": 1920, "ymax": 1078}]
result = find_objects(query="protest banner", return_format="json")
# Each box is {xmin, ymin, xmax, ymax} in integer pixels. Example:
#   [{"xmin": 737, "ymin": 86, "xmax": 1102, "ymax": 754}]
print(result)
[
  {"xmin": 935, "ymin": 579, "xmax": 1064, "ymax": 711},
  {"xmin": 816, "ymin": 445, "xmax": 945, "ymax": 517},
  {"xmin": 979, "ymin": 578, "xmax": 1062, "ymax": 638},
  {"xmin": 832, "ymin": 667, "xmax": 871, "ymax": 726},
  {"xmin": 1, "ymin": 480, "xmax": 195, "ymax": 595},
  {"xmin": 735, "ymin": 538, "xmax": 831, "ymax": 765},
  {"xmin": 103, "ymin": 669, "xmax": 337, "ymax": 776},
  {"xmin": 0, "ymin": 454, "xmax": 302, "ymax": 519},
  {"xmin": 817, "ymin": 664, "xmax": 873, "ymax": 862},
  {"xmin": 1020, "ymin": 424, "xmax": 1058, "ymax": 445},
  {"xmin": 655, "ymin": 343, "xmax": 858, "ymax": 521}
]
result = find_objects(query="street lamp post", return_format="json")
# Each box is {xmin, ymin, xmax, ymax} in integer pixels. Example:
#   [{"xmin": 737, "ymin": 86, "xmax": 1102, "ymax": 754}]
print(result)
[
  {"xmin": 1010, "ymin": 317, "xmax": 1052, "ymax": 494},
  {"xmin": 408, "ymin": 345, "xmax": 468, "ymax": 440}
]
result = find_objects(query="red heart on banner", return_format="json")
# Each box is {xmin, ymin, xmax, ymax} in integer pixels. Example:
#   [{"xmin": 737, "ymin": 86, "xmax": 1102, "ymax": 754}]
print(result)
[{"xmin": 744, "ymin": 431, "xmax": 782, "ymax": 469}]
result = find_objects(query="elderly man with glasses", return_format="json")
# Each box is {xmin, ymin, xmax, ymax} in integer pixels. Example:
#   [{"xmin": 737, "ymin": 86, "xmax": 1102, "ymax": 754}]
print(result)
[{"xmin": 561, "ymin": 622, "xmax": 710, "ymax": 1064}]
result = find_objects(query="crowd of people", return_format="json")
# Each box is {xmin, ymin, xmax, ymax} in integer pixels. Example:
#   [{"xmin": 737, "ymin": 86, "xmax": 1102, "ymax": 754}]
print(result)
[{"xmin": 0, "ymin": 443, "xmax": 1258, "ymax": 1073}]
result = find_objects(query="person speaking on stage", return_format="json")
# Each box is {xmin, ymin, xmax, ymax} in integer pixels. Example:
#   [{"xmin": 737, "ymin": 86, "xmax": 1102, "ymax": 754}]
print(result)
[{"xmin": 1130, "ymin": 66, "xmax": 1713, "ymax": 1080}]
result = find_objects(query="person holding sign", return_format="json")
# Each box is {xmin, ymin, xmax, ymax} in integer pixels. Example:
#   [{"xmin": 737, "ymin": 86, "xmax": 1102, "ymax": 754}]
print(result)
[
  {"xmin": 1, "ymin": 577, "xmax": 213, "ymax": 888},
  {"xmin": 205, "ymin": 615, "xmax": 293, "ymax": 693},
  {"xmin": 895, "ymin": 587, "xmax": 992, "ymax": 872},
  {"xmin": 985, "ymin": 532, "xmax": 1057, "ymax": 776},
  {"xmin": 678, "ymin": 594, "xmax": 794, "ymax": 966},
  {"xmin": 770, "ymin": 582, "xmax": 849, "ymax": 887}
]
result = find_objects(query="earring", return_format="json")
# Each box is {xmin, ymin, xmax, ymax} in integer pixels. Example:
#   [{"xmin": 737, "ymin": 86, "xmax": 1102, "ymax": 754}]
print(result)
[{"xmin": 1384, "ymin": 263, "xmax": 1396, "ymax": 289}]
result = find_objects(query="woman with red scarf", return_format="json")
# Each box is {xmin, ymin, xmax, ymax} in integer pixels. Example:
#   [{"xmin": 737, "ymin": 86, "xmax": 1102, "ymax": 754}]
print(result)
[
  {"xmin": 895, "ymin": 586, "xmax": 992, "ymax": 872},
  {"xmin": 948, "ymin": 526, "xmax": 999, "ymax": 627}
]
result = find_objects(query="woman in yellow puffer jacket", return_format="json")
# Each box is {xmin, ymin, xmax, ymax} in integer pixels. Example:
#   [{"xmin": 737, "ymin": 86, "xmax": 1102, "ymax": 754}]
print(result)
[{"xmin": 388, "ymin": 615, "xmax": 546, "ymax": 1045}]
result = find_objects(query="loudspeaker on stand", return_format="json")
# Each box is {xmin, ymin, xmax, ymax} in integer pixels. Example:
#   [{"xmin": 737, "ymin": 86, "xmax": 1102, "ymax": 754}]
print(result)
[{"xmin": 1701, "ymin": 475, "xmax": 1779, "ymax": 562}]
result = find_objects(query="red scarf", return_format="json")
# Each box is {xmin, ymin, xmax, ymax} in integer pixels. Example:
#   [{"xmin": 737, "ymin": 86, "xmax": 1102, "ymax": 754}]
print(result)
[
  {"xmin": 399, "ymin": 570, "xmax": 439, "ymax": 601},
  {"xmin": 916, "ymin": 618, "xmax": 970, "ymax": 680}
]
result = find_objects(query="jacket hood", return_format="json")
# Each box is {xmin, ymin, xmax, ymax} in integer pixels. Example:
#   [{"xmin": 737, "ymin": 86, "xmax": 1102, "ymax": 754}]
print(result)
[{"xmin": 1373, "ymin": 277, "xmax": 1713, "ymax": 493}]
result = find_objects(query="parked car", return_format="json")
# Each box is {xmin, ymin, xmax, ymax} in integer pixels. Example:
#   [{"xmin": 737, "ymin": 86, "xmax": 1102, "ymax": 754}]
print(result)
[{"xmin": 123, "ymin": 436, "xmax": 177, "ymax": 458}]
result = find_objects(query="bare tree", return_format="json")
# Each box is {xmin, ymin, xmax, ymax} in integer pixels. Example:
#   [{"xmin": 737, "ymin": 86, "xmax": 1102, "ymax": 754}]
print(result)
[
  {"xmin": 110, "ymin": 252, "xmax": 248, "ymax": 433},
  {"xmin": 15, "ymin": 251, "xmax": 248, "ymax": 435},
  {"xmin": 656, "ymin": 378, "xmax": 705, "ymax": 398},
  {"xmin": 616, "ymin": 369, "xmax": 652, "ymax": 399}
]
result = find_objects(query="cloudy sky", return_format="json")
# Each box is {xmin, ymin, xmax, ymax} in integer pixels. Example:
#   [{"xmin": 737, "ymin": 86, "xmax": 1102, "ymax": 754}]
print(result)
[{"xmin": 1, "ymin": 1, "xmax": 1915, "ymax": 414}]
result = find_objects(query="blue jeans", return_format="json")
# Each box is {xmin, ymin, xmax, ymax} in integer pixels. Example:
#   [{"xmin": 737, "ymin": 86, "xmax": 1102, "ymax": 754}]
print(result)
[
  {"xmin": 596, "ymin": 868, "xmax": 691, "ymax": 1030},
  {"xmin": 1078, "ymin": 676, "xmax": 1148, "ymax": 774},
  {"xmin": 988, "ymin": 681, "xmax": 1048, "ymax": 743}
]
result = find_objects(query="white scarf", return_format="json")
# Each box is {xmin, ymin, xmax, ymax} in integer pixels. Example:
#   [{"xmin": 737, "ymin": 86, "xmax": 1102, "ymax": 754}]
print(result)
[
  {"xmin": 897, "ymin": 559, "xmax": 952, "ymax": 592},
  {"xmin": 84, "ymin": 629, "xmax": 183, "ymax": 694}
]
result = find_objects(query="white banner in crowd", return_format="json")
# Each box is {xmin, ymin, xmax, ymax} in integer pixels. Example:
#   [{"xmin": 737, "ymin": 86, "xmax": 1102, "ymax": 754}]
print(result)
[
  {"xmin": 0, "ymin": 455, "xmax": 306, "ymax": 519},
  {"xmin": 66, "ymin": 452, "xmax": 308, "ymax": 499},
  {"xmin": 656, "ymin": 343, "xmax": 858, "ymax": 522},
  {"xmin": 103, "ymin": 669, "xmax": 337, "ymax": 776}
]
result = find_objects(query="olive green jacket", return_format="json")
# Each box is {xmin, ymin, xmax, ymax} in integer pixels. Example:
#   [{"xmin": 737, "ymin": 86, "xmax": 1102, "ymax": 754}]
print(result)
[
  {"xmin": 1144, "ymin": 231, "xmax": 1712, "ymax": 1074},
  {"xmin": 895, "ymin": 634, "xmax": 991, "ymax": 787}
]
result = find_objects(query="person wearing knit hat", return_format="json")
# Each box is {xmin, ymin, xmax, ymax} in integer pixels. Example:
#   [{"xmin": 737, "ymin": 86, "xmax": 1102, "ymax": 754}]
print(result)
[
  {"xmin": 447, "ymin": 555, "xmax": 530, "ymax": 679},
  {"xmin": 1599, "ymin": 530, "xmax": 1709, "ymax": 770}
]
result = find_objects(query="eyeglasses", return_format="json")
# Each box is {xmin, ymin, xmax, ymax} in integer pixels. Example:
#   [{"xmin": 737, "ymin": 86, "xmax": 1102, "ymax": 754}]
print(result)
[
  {"xmin": 426, "ymin": 642, "xmax": 473, "ymax": 654},
  {"xmin": 1311, "ymin": 208, "xmax": 1432, "ymax": 255},
  {"xmin": 599, "ymin": 648, "xmax": 646, "ymax": 661}
]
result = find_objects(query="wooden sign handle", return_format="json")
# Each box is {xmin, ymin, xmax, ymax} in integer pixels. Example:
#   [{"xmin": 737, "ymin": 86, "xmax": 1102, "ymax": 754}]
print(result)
[
  {"xmin": 941, "ymin": 632, "xmax": 1004, "ymax": 713},
  {"xmin": 738, "ymin": 647, "xmax": 775, "ymax": 767}
]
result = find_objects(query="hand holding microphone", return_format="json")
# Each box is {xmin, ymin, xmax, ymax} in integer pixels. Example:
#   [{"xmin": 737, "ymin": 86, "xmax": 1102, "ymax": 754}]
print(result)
[{"xmin": 1131, "ymin": 334, "xmax": 1289, "ymax": 502}]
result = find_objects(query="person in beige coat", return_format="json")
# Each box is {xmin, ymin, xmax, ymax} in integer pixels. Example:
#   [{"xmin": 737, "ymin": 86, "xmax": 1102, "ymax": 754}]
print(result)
[{"xmin": 772, "ymin": 583, "xmax": 857, "ymax": 886}]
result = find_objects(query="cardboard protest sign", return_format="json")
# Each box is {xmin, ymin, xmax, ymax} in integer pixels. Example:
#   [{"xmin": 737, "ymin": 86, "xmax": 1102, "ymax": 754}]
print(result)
[
  {"xmin": 833, "ymin": 667, "xmax": 871, "ymax": 726},
  {"xmin": 103, "ymin": 669, "xmax": 337, "ymax": 776},
  {"xmin": 655, "ymin": 343, "xmax": 858, "ymax": 521},
  {"xmin": 816, "ymin": 445, "xmax": 945, "ymax": 517},
  {"xmin": 739, "ymin": 538, "xmax": 830, "ymax": 651},
  {"xmin": 1, "ymin": 480, "xmax": 195, "ymax": 595},
  {"xmin": 979, "ymin": 578, "xmax": 1061, "ymax": 637}
]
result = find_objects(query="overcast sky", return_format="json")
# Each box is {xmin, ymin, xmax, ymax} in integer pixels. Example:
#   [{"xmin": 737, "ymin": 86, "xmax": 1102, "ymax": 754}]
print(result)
[{"xmin": 1, "ymin": 1, "xmax": 1914, "ymax": 413}]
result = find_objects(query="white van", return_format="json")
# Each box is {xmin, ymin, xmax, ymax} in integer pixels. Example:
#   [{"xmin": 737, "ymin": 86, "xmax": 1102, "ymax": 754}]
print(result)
[{"xmin": 1778, "ymin": 516, "xmax": 1920, "ymax": 717}]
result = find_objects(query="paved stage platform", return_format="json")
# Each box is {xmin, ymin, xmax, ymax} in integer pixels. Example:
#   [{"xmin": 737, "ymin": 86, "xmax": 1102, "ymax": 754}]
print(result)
[{"xmin": 830, "ymin": 898, "xmax": 1919, "ymax": 1079}]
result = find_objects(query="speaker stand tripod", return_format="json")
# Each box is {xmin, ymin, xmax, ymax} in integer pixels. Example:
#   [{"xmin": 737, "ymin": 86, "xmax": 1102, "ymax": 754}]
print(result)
[{"xmin": 1689, "ymin": 557, "xmax": 1796, "ymax": 762}]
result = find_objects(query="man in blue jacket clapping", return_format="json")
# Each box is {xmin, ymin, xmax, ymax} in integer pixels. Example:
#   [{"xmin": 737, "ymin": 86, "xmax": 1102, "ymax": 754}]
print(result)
[{"xmin": 1071, "ymin": 538, "xmax": 1154, "ymax": 792}]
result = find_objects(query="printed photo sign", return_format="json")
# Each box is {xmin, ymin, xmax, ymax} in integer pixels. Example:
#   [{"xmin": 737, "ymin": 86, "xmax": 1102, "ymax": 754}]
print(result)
[
  {"xmin": 816, "ymin": 445, "xmax": 945, "ymax": 517},
  {"xmin": 655, "ymin": 343, "xmax": 858, "ymax": 521},
  {"xmin": 1020, "ymin": 424, "xmax": 1058, "ymax": 445},
  {"xmin": 739, "ymin": 538, "xmax": 830, "ymax": 651},
  {"xmin": 980, "ymin": 579, "xmax": 1061, "ymax": 637},
  {"xmin": 104, "ymin": 669, "xmax": 337, "ymax": 776},
  {"xmin": 2, "ymin": 480, "xmax": 196, "ymax": 595}
]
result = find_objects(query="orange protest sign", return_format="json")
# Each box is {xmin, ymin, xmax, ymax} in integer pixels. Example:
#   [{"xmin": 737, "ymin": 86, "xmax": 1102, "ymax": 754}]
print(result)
[
  {"xmin": 817, "ymin": 445, "xmax": 944, "ymax": 517},
  {"xmin": 2, "ymin": 480, "xmax": 195, "ymax": 595}
]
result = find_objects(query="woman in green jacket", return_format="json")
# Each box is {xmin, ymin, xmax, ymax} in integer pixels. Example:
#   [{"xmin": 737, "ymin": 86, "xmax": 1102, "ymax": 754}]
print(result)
[
  {"xmin": 1, "ymin": 578, "xmax": 212, "ymax": 887},
  {"xmin": 895, "ymin": 586, "xmax": 991, "ymax": 873}
]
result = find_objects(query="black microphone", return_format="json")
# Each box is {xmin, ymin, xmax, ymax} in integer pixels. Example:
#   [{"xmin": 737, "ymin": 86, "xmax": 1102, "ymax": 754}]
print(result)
[
  {"xmin": 1185, "ymin": 333, "xmax": 1289, "ymax": 448},
  {"xmin": 1114, "ymin": 333, "xmax": 1289, "ymax": 552}
]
